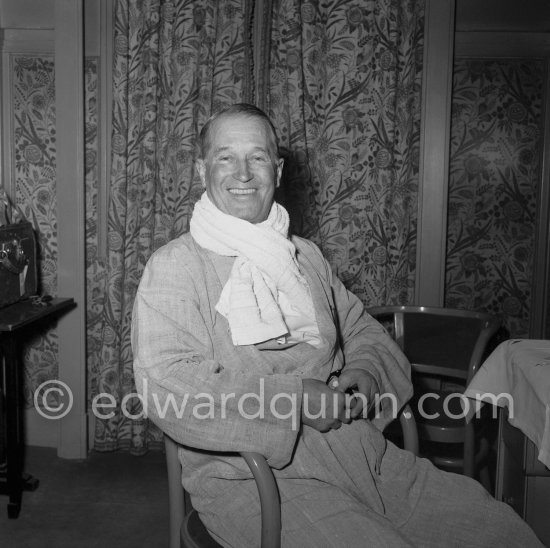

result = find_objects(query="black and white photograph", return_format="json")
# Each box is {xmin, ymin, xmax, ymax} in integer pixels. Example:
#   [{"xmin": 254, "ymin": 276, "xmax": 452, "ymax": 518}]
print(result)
[{"xmin": 0, "ymin": 0, "xmax": 549, "ymax": 546}]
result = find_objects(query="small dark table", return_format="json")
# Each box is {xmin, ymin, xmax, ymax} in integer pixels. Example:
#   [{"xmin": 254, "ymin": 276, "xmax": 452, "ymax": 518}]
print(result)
[{"xmin": 0, "ymin": 297, "xmax": 75, "ymax": 518}]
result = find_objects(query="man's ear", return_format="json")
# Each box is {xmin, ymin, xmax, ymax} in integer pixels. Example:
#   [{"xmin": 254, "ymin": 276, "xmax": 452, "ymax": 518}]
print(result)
[
  {"xmin": 275, "ymin": 158, "xmax": 284, "ymax": 188},
  {"xmin": 196, "ymin": 159, "xmax": 206, "ymax": 188}
]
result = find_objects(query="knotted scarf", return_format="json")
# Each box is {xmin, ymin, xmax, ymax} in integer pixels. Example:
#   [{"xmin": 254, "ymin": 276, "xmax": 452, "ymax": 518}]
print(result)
[{"xmin": 189, "ymin": 192, "xmax": 320, "ymax": 346}]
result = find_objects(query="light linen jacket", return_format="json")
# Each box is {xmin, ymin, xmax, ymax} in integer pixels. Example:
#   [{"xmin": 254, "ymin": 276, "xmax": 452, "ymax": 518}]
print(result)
[{"xmin": 131, "ymin": 233, "xmax": 412, "ymax": 507}]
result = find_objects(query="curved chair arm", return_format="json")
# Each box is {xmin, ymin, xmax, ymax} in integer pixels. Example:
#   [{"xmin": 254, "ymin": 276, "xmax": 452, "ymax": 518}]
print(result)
[
  {"xmin": 467, "ymin": 314, "xmax": 502, "ymax": 382},
  {"xmin": 399, "ymin": 403, "xmax": 419, "ymax": 456},
  {"xmin": 240, "ymin": 452, "xmax": 281, "ymax": 548}
]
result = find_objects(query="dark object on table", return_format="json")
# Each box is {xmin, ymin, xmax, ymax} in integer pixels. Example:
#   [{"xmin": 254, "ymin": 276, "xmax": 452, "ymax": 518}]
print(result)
[
  {"xmin": 0, "ymin": 222, "xmax": 38, "ymax": 309},
  {"xmin": 0, "ymin": 191, "xmax": 38, "ymax": 309}
]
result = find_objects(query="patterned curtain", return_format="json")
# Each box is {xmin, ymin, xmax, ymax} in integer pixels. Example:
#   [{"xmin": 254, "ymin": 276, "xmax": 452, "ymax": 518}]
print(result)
[
  {"xmin": 445, "ymin": 59, "xmax": 544, "ymax": 338},
  {"xmin": 92, "ymin": 0, "xmax": 253, "ymax": 453},
  {"xmin": 10, "ymin": 56, "xmax": 59, "ymax": 403},
  {"xmin": 266, "ymin": 0, "xmax": 424, "ymax": 306},
  {"xmin": 91, "ymin": 0, "xmax": 423, "ymax": 451}
]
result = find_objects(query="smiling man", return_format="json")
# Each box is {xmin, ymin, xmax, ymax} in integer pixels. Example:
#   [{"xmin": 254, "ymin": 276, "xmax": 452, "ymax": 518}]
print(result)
[
  {"xmin": 195, "ymin": 108, "xmax": 284, "ymax": 224},
  {"xmin": 132, "ymin": 104, "xmax": 542, "ymax": 547}
]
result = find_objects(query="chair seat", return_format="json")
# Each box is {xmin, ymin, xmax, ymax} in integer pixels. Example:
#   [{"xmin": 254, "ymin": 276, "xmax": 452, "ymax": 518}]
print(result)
[
  {"xmin": 181, "ymin": 509, "xmax": 223, "ymax": 548},
  {"xmin": 420, "ymin": 438, "xmax": 491, "ymax": 471},
  {"xmin": 412, "ymin": 389, "xmax": 467, "ymax": 430}
]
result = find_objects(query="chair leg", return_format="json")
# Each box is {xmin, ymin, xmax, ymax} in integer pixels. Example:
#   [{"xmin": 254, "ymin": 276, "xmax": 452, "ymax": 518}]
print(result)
[
  {"xmin": 478, "ymin": 464, "xmax": 492, "ymax": 493},
  {"xmin": 165, "ymin": 435, "xmax": 186, "ymax": 548},
  {"xmin": 463, "ymin": 421, "xmax": 476, "ymax": 477}
]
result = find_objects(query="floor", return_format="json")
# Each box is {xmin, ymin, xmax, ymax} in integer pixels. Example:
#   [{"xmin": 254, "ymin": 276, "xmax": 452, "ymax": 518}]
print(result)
[{"xmin": 0, "ymin": 446, "xmax": 169, "ymax": 548}]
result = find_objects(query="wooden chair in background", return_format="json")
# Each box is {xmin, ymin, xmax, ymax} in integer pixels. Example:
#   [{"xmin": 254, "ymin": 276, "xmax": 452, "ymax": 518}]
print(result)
[{"xmin": 368, "ymin": 305, "xmax": 502, "ymax": 480}]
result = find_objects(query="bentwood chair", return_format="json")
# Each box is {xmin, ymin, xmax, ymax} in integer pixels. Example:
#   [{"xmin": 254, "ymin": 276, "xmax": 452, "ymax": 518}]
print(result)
[
  {"xmin": 165, "ymin": 434, "xmax": 280, "ymax": 548},
  {"xmin": 367, "ymin": 305, "xmax": 501, "ymax": 479},
  {"xmin": 165, "ymin": 405, "xmax": 418, "ymax": 548}
]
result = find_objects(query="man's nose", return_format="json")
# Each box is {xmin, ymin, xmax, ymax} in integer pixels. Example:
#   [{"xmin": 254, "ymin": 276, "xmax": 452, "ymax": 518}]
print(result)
[{"xmin": 233, "ymin": 159, "xmax": 252, "ymax": 182}]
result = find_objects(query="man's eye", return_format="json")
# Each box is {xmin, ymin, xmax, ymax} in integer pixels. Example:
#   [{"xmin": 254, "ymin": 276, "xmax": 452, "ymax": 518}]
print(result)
[
  {"xmin": 217, "ymin": 156, "xmax": 232, "ymax": 162},
  {"xmin": 251, "ymin": 155, "xmax": 268, "ymax": 162}
]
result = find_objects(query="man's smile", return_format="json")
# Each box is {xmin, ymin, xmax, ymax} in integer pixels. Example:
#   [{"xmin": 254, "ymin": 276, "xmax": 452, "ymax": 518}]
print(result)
[{"xmin": 228, "ymin": 188, "xmax": 257, "ymax": 195}]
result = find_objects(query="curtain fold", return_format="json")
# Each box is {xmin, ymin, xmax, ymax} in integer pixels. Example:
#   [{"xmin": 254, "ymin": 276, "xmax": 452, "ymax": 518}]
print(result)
[
  {"xmin": 266, "ymin": 0, "xmax": 424, "ymax": 306},
  {"xmin": 92, "ymin": 0, "xmax": 253, "ymax": 453}
]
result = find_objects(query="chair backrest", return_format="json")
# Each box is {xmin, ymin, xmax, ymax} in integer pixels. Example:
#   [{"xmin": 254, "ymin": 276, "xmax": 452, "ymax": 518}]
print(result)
[{"xmin": 368, "ymin": 305, "xmax": 502, "ymax": 383}]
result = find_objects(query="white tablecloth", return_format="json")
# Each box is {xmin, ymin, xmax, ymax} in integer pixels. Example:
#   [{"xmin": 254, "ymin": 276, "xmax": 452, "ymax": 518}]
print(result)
[{"xmin": 464, "ymin": 339, "xmax": 550, "ymax": 468}]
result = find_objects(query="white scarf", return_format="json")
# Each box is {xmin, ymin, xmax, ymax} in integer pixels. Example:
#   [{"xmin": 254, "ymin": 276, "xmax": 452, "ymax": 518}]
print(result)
[{"xmin": 190, "ymin": 192, "xmax": 320, "ymax": 346}]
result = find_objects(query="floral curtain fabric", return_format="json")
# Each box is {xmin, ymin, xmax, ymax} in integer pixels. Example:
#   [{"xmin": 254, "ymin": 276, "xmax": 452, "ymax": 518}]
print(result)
[
  {"xmin": 266, "ymin": 0, "xmax": 424, "ymax": 306},
  {"xmin": 91, "ymin": 0, "xmax": 254, "ymax": 452},
  {"xmin": 11, "ymin": 56, "xmax": 59, "ymax": 403},
  {"xmin": 10, "ymin": 56, "xmax": 99, "ymax": 406},
  {"xmin": 8, "ymin": 3, "xmax": 545, "ymax": 452},
  {"xmin": 446, "ymin": 59, "xmax": 544, "ymax": 338},
  {"xmin": 91, "ymin": 0, "xmax": 424, "ymax": 451}
]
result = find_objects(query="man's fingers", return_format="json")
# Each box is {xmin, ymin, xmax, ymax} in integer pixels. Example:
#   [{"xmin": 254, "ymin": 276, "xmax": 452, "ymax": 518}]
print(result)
[{"xmin": 350, "ymin": 401, "xmax": 364, "ymax": 419}]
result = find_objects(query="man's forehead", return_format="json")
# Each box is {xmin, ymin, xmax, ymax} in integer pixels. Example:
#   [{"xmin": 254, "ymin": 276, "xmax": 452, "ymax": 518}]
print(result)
[
  {"xmin": 208, "ymin": 116, "xmax": 273, "ymax": 147},
  {"xmin": 212, "ymin": 143, "xmax": 269, "ymax": 153},
  {"xmin": 212, "ymin": 114, "xmax": 266, "ymax": 135}
]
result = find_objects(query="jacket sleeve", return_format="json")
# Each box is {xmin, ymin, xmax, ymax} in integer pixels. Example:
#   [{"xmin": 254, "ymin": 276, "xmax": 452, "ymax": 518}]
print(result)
[
  {"xmin": 131, "ymin": 244, "xmax": 302, "ymax": 469},
  {"xmin": 312, "ymin": 244, "xmax": 413, "ymax": 430}
]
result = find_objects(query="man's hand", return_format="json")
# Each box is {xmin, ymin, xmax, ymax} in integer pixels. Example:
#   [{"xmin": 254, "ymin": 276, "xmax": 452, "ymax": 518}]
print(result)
[
  {"xmin": 331, "ymin": 368, "xmax": 379, "ymax": 420},
  {"xmin": 301, "ymin": 379, "xmax": 351, "ymax": 432}
]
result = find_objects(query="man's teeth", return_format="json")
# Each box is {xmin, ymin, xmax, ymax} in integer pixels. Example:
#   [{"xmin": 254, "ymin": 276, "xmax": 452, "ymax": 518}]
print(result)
[{"xmin": 229, "ymin": 189, "xmax": 256, "ymax": 194}]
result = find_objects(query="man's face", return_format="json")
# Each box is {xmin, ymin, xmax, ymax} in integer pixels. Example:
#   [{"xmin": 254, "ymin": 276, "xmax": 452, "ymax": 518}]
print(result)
[{"xmin": 196, "ymin": 114, "xmax": 284, "ymax": 224}]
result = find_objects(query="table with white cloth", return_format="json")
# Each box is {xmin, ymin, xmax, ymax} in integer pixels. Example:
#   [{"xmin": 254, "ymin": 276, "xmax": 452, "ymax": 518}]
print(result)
[
  {"xmin": 464, "ymin": 338, "xmax": 550, "ymax": 468},
  {"xmin": 464, "ymin": 338, "xmax": 550, "ymax": 545}
]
